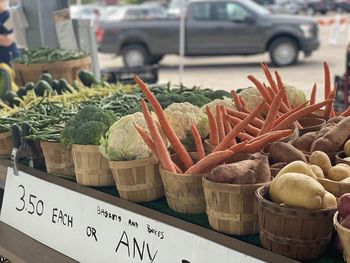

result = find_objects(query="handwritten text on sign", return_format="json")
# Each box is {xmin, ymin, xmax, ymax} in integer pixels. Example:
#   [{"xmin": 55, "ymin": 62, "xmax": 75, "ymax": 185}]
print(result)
[{"xmin": 1, "ymin": 169, "xmax": 263, "ymax": 263}]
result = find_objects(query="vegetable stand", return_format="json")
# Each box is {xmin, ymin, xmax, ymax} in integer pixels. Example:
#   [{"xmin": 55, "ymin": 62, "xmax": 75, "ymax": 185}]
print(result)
[{"xmin": 1, "ymin": 62, "xmax": 350, "ymax": 262}]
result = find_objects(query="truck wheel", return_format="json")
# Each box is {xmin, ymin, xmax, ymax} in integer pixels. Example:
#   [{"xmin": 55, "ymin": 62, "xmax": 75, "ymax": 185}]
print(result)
[
  {"xmin": 122, "ymin": 44, "xmax": 150, "ymax": 67},
  {"xmin": 269, "ymin": 37, "xmax": 299, "ymax": 67}
]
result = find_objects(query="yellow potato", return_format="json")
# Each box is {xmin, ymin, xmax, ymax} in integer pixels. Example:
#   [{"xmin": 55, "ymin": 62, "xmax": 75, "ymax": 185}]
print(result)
[
  {"xmin": 344, "ymin": 157, "xmax": 350, "ymax": 162},
  {"xmin": 327, "ymin": 163, "xmax": 350, "ymax": 181},
  {"xmin": 309, "ymin": 151, "xmax": 332, "ymax": 175},
  {"xmin": 321, "ymin": 191, "xmax": 337, "ymax": 209},
  {"xmin": 345, "ymin": 140, "xmax": 350, "ymax": 157},
  {"xmin": 276, "ymin": 161, "xmax": 317, "ymax": 180},
  {"xmin": 272, "ymin": 172, "xmax": 325, "ymax": 209},
  {"xmin": 310, "ymin": 165, "xmax": 325, "ymax": 178}
]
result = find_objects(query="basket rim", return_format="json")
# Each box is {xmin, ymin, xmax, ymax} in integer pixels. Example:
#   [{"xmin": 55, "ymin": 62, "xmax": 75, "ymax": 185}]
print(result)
[
  {"xmin": 256, "ymin": 185, "xmax": 337, "ymax": 213},
  {"xmin": 72, "ymin": 144, "xmax": 100, "ymax": 152},
  {"xmin": 317, "ymin": 177, "xmax": 350, "ymax": 186},
  {"xmin": 12, "ymin": 56, "xmax": 91, "ymax": 67},
  {"xmin": 202, "ymin": 176, "xmax": 269, "ymax": 189},
  {"xmin": 159, "ymin": 165, "xmax": 207, "ymax": 178},
  {"xmin": 0, "ymin": 130, "xmax": 11, "ymax": 139},
  {"xmin": 109, "ymin": 156, "xmax": 157, "ymax": 167},
  {"xmin": 334, "ymin": 211, "xmax": 350, "ymax": 233}
]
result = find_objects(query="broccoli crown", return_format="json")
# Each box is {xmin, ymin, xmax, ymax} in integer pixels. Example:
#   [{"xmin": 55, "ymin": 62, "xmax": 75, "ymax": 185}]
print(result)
[
  {"xmin": 180, "ymin": 93, "xmax": 211, "ymax": 107},
  {"xmin": 203, "ymin": 90, "xmax": 231, "ymax": 100},
  {"xmin": 74, "ymin": 121, "xmax": 107, "ymax": 145},
  {"xmin": 60, "ymin": 105, "xmax": 116, "ymax": 147}
]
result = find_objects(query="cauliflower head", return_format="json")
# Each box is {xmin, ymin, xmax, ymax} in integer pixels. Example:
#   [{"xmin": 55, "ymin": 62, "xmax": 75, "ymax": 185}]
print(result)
[
  {"xmin": 201, "ymin": 96, "xmax": 237, "ymax": 117},
  {"xmin": 99, "ymin": 112, "xmax": 165, "ymax": 161},
  {"xmin": 239, "ymin": 86, "xmax": 307, "ymax": 111},
  {"xmin": 165, "ymin": 102, "xmax": 209, "ymax": 144}
]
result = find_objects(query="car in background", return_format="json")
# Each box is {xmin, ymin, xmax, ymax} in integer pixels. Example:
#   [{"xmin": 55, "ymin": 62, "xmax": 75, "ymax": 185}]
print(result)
[
  {"xmin": 303, "ymin": 0, "xmax": 335, "ymax": 15},
  {"xmin": 102, "ymin": 4, "xmax": 167, "ymax": 21},
  {"xmin": 335, "ymin": 0, "xmax": 350, "ymax": 12},
  {"xmin": 70, "ymin": 5, "xmax": 102, "ymax": 20},
  {"xmin": 253, "ymin": 0, "xmax": 304, "ymax": 14},
  {"xmin": 99, "ymin": 0, "xmax": 320, "ymax": 67}
]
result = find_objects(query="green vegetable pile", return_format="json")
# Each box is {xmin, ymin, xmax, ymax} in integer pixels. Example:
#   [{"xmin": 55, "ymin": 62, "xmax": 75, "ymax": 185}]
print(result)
[
  {"xmin": 13, "ymin": 48, "xmax": 87, "ymax": 64},
  {"xmin": 61, "ymin": 105, "xmax": 116, "ymax": 148}
]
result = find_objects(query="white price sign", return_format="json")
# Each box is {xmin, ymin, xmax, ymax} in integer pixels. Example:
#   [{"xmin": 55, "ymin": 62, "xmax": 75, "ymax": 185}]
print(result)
[{"xmin": 1, "ymin": 169, "xmax": 264, "ymax": 263}]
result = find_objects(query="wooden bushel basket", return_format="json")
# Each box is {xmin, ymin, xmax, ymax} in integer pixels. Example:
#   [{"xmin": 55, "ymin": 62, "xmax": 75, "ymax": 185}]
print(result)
[
  {"xmin": 40, "ymin": 141, "xmax": 75, "ymax": 177},
  {"xmin": 317, "ymin": 178, "xmax": 350, "ymax": 198},
  {"xmin": 109, "ymin": 157, "xmax": 164, "ymax": 203},
  {"xmin": 202, "ymin": 177, "xmax": 267, "ymax": 235},
  {"xmin": 13, "ymin": 56, "xmax": 91, "ymax": 86},
  {"xmin": 298, "ymin": 117, "xmax": 326, "ymax": 136},
  {"xmin": 334, "ymin": 211, "xmax": 350, "ymax": 263},
  {"xmin": 256, "ymin": 186, "xmax": 336, "ymax": 261},
  {"xmin": 72, "ymin": 144, "xmax": 114, "ymax": 186},
  {"xmin": 0, "ymin": 131, "xmax": 12, "ymax": 157},
  {"xmin": 160, "ymin": 166, "xmax": 206, "ymax": 214}
]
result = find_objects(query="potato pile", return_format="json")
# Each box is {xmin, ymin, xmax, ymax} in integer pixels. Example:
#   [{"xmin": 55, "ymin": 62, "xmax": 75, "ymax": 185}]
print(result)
[
  {"xmin": 310, "ymin": 151, "xmax": 350, "ymax": 183},
  {"xmin": 208, "ymin": 154, "xmax": 271, "ymax": 184},
  {"xmin": 269, "ymin": 161, "xmax": 337, "ymax": 209},
  {"xmin": 295, "ymin": 116, "xmax": 350, "ymax": 153}
]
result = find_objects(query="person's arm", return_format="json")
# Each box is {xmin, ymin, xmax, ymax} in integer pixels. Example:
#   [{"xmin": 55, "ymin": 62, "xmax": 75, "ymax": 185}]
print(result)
[{"xmin": 0, "ymin": 34, "xmax": 13, "ymax": 47}]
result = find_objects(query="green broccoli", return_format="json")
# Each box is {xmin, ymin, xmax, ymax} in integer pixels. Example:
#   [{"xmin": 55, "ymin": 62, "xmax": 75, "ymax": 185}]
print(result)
[
  {"xmin": 60, "ymin": 105, "xmax": 116, "ymax": 148},
  {"xmin": 203, "ymin": 90, "xmax": 231, "ymax": 100},
  {"xmin": 180, "ymin": 93, "xmax": 211, "ymax": 107}
]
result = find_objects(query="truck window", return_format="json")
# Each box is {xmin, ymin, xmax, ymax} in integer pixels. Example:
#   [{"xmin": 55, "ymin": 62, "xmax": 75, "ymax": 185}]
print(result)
[
  {"xmin": 190, "ymin": 2, "xmax": 211, "ymax": 20},
  {"xmin": 212, "ymin": 2, "xmax": 250, "ymax": 21}
]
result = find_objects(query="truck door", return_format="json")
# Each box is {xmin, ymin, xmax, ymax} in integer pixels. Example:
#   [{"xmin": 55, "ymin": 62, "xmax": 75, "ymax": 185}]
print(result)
[{"xmin": 186, "ymin": 1, "xmax": 262, "ymax": 55}]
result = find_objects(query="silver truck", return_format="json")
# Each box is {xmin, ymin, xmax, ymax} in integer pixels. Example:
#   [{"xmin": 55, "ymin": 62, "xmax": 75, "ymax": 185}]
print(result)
[{"xmin": 98, "ymin": 0, "xmax": 319, "ymax": 67}]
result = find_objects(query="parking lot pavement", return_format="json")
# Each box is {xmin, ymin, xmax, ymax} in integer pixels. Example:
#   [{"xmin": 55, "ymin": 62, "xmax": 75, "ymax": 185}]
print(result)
[{"xmin": 98, "ymin": 14, "xmax": 349, "ymax": 101}]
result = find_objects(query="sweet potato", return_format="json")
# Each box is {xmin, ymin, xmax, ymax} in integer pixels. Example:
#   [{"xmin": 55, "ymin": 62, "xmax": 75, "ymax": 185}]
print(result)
[
  {"xmin": 327, "ymin": 116, "xmax": 344, "ymax": 124},
  {"xmin": 208, "ymin": 155, "xmax": 271, "ymax": 184},
  {"xmin": 294, "ymin": 132, "xmax": 317, "ymax": 152},
  {"xmin": 312, "ymin": 117, "xmax": 350, "ymax": 153},
  {"xmin": 268, "ymin": 142, "xmax": 306, "ymax": 164}
]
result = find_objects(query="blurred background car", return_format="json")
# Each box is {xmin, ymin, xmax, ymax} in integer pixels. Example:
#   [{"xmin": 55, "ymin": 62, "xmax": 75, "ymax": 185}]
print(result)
[
  {"xmin": 70, "ymin": 4, "xmax": 103, "ymax": 20},
  {"xmin": 101, "ymin": 4, "xmax": 167, "ymax": 21},
  {"xmin": 253, "ymin": 0, "xmax": 305, "ymax": 14},
  {"xmin": 335, "ymin": 0, "xmax": 350, "ymax": 12},
  {"xmin": 303, "ymin": 0, "xmax": 335, "ymax": 15}
]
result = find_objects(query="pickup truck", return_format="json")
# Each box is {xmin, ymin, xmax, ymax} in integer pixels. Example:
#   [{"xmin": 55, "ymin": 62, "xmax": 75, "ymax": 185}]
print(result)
[{"xmin": 98, "ymin": 0, "xmax": 319, "ymax": 67}]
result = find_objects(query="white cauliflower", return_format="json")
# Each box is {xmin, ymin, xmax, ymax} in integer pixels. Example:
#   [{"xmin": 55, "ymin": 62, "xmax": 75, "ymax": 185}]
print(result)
[
  {"xmin": 99, "ymin": 112, "xmax": 166, "ymax": 161},
  {"xmin": 164, "ymin": 102, "xmax": 209, "ymax": 146},
  {"xmin": 201, "ymin": 96, "xmax": 237, "ymax": 117},
  {"xmin": 239, "ymin": 86, "xmax": 307, "ymax": 111}
]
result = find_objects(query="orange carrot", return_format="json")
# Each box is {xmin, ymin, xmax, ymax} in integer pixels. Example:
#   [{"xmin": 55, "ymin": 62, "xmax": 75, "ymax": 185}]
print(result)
[
  {"xmin": 134, "ymin": 123, "xmax": 159, "ymax": 160},
  {"xmin": 324, "ymin": 86, "xmax": 337, "ymax": 118},
  {"xmin": 214, "ymin": 102, "xmax": 265, "ymax": 152},
  {"xmin": 272, "ymin": 99, "xmax": 333, "ymax": 131},
  {"xmin": 238, "ymin": 96, "xmax": 251, "ymax": 114},
  {"xmin": 259, "ymin": 88, "xmax": 284, "ymax": 135},
  {"xmin": 331, "ymin": 108, "xmax": 336, "ymax": 117},
  {"xmin": 324, "ymin": 62, "xmax": 331, "ymax": 100},
  {"xmin": 273, "ymin": 100, "xmax": 309, "ymax": 127},
  {"xmin": 248, "ymin": 75, "xmax": 273, "ymax": 104},
  {"xmin": 261, "ymin": 63, "xmax": 279, "ymax": 94},
  {"xmin": 222, "ymin": 107, "xmax": 232, "ymax": 135},
  {"xmin": 191, "ymin": 124, "xmax": 205, "ymax": 161},
  {"xmin": 341, "ymin": 106, "xmax": 350, "ymax": 116},
  {"xmin": 173, "ymin": 162, "xmax": 183, "ymax": 173},
  {"xmin": 185, "ymin": 150, "xmax": 234, "ymax": 174},
  {"xmin": 227, "ymin": 115, "xmax": 259, "ymax": 136},
  {"xmin": 216, "ymin": 105, "xmax": 225, "ymax": 142},
  {"xmin": 231, "ymin": 90, "xmax": 243, "ymax": 111},
  {"xmin": 228, "ymin": 140, "xmax": 248, "ymax": 153},
  {"xmin": 237, "ymin": 132, "xmax": 254, "ymax": 141},
  {"xmin": 134, "ymin": 76, "xmax": 193, "ymax": 169},
  {"xmin": 310, "ymin": 83, "xmax": 317, "ymax": 105},
  {"xmin": 226, "ymin": 109, "xmax": 264, "ymax": 128},
  {"xmin": 206, "ymin": 106, "xmax": 219, "ymax": 146},
  {"xmin": 141, "ymin": 100, "xmax": 176, "ymax": 173},
  {"xmin": 275, "ymin": 71, "xmax": 292, "ymax": 110},
  {"xmin": 243, "ymin": 130, "xmax": 293, "ymax": 153}
]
